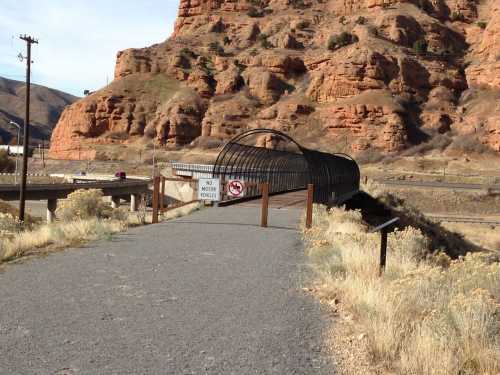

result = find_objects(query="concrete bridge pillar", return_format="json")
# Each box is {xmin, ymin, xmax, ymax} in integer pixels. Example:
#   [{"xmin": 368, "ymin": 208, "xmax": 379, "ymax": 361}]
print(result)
[
  {"xmin": 130, "ymin": 194, "xmax": 139, "ymax": 212},
  {"xmin": 111, "ymin": 196, "xmax": 121, "ymax": 209},
  {"xmin": 47, "ymin": 199, "xmax": 57, "ymax": 224}
]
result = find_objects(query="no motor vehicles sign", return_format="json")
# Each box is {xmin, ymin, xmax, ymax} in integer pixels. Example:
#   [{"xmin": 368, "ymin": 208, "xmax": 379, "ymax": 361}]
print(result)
[
  {"xmin": 198, "ymin": 178, "xmax": 220, "ymax": 201},
  {"xmin": 227, "ymin": 180, "xmax": 245, "ymax": 198}
]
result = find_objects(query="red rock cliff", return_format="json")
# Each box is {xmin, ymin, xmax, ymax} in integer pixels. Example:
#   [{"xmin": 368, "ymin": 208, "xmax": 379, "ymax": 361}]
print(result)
[{"xmin": 49, "ymin": 0, "xmax": 500, "ymax": 159}]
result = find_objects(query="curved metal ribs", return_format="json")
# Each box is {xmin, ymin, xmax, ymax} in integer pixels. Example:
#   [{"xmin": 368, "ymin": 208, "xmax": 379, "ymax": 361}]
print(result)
[{"xmin": 212, "ymin": 129, "xmax": 360, "ymax": 205}]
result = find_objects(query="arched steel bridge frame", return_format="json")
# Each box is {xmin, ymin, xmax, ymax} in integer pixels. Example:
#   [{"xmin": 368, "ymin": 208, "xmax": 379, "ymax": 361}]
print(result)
[{"xmin": 212, "ymin": 129, "xmax": 360, "ymax": 205}]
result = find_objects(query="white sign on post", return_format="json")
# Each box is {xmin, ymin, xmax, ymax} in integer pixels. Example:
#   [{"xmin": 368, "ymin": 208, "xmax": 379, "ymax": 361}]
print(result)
[
  {"xmin": 198, "ymin": 178, "xmax": 221, "ymax": 201},
  {"xmin": 227, "ymin": 180, "xmax": 246, "ymax": 198}
]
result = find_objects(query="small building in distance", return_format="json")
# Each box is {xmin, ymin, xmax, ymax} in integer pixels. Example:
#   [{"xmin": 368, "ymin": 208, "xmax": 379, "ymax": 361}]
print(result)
[{"xmin": 0, "ymin": 145, "xmax": 33, "ymax": 156}]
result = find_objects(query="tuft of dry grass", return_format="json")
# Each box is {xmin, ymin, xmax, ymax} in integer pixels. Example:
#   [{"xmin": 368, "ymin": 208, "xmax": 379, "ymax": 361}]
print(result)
[
  {"xmin": 162, "ymin": 202, "xmax": 202, "ymax": 220},
  {"xmin": 303, "ymin": 205, "xmax": 500, "ymax": 375}
]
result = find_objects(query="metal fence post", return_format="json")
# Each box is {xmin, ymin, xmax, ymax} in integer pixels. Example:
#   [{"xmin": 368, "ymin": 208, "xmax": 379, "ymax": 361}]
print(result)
[
  {"xmin": 261, "ymin": 182, "xmax": 269, "ymax": 228},
  {"xmin": 369, "ymin": 217, "xmax": 399, "ymax": 277},
  {"xmin": 305, "ymin": 183, "xmax": 314, "ymax": 229},
  {"xmin": 152, "ymin": 176, "xmax": 160, "ymax": 224}
]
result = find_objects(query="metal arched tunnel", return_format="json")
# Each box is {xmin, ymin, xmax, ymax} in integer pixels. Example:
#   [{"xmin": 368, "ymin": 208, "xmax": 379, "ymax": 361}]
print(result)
[{"xmin": 212, "ymin": 129, "xmax": 360, "ymax": 205}]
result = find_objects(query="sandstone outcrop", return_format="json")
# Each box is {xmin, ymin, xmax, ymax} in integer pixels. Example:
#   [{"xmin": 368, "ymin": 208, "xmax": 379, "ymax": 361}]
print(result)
[{"xmin": 49, "ymin": 0, "xmax": 500, "ymax": 159}]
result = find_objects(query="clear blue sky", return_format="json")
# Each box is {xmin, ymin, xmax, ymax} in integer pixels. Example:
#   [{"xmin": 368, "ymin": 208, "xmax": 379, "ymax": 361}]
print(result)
[{"xmin": 0, "ymin": 0, "xmax": 179, "ymax": 96}]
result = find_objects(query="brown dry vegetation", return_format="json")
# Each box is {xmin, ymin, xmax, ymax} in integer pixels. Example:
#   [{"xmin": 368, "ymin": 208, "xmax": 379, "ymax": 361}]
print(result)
[
  {"xmin": 303, "ymin": 205, "xmax": 500, "ymax": 374},
  {"xmin": 0, "ymin": 189, "xmax": 200, "ymax": 264},
  {"xmin": 0, "ymin": 150, "xmax": 14, "ymax": 173}
]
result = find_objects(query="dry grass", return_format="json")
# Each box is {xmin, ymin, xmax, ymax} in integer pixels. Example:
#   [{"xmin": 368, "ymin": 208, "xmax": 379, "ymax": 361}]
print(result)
[
  {"xmin": 161, "ymin": 201, "xmax": 202, "ymax": 220},
  {"xmin": 0, "ymin": 212, "xmax": 20, "ymax": 235},
  {"xmin": 0, "ymin": 218, "xmax": 127, "ymax": 262},
  {"xmin": 0, "ymin": 190, "xmax": 201, "ymax": 264},
  {"xmin": 0, "ymin": 150, "xmax": 15, "ymax": 173},
  {"xmin": 303, "ymin": 205, "xmax": 500, "ymax": 375}
]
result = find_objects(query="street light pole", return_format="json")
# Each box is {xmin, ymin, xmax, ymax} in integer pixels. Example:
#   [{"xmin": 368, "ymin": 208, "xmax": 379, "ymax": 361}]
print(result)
[{"xmin": 8, "ymin": 121, "xmax": 21, "ymax": 185}]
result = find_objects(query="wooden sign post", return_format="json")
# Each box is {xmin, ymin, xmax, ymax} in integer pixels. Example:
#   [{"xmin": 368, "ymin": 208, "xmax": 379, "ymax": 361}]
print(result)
[
  {"xmin": 152, "ymin": 176, "xmax": 160, "ymax": 224},
  {"xmin": 160, "ymin": 177, "xmax": 165, "ymax": 212},
  {"xmin": 260, "ymin": 182, "xmax": 269, "ymax": 228},
  {"xmin": 305, "ymin": 184, "xmax": 314, "ymax": 229}
]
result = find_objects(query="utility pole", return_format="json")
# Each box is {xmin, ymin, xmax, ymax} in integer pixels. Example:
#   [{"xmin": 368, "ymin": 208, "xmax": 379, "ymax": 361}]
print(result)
[{"xmin": 18, "ymin": 34, "xmax": 38, "ymax": 223}]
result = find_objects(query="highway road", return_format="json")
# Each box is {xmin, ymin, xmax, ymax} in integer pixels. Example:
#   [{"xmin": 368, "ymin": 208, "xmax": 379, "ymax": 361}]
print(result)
[
  {"xmin": 0, "ymin": 206, "xmax": 333, "ymax": 374},
  {"xmin": 375, "ymin": 179, "xmax": 500, "ymax": 191}
]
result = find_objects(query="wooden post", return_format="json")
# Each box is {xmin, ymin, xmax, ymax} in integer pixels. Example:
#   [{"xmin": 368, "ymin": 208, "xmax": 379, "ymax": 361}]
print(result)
[
  {"xmin": 152, "ymin": 176, "xmax": 160, "ymax": 224},
  {"xmin": 305, "ymin": 183, "xmax": 314, "ymax": 229},
  {"xmin": 260, "ymin": 182, "xmax": 269, "ymax": 228},
  {"xmin": 160, "ymin": 177, "xmax": 165, "ymax": 212},
  {"xmin": 379, "ymin": 228, "xmax": 388, "ymax": 276}
]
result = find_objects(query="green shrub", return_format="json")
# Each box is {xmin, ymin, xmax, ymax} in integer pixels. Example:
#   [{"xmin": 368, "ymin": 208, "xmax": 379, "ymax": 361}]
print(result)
[
  {"xmin": 327, "ymin": 32, "xmax": 359, "ymax": 51},
  {"xmin": 295, "ymin": 20, "xmax": 310, "ymax": 30},
  {"xmin": 247, "ymin": 6, "xmax": 263, "ymax": 17},
  {"xmin": 477, "ymin": 21, "xmax": 488, "ymax": 29},
  {"xmin": 223, "ymin": 36, "xmax": 231, "ymax": 45},
  {"xmin": 450, "ymin": 11, "xmax": 465, "ymax": 22},
  {"xmin": 290, "ymin": 0, "xmax": 308, "ymax": 9},
  {"xmin": 0, "ymin": 150, "xmax": 15, "ymax": 173},
  {"xmin": 258, "ymin": 33, "xmax": 273, "ymax": 49},
  {"xmin": 180, "ymin": 47, "xmax": 192, "ymax": 56},
  {"xmin": 208, "ymin": 41, "xmax": 225, "ymax": 56},
  {"xmin": 355, "ymin": 16, "xmax": 367, "ymax": 25},
  {"xmin": 413, "ymin": 39, "xmax": 428, "ymax": 55}
]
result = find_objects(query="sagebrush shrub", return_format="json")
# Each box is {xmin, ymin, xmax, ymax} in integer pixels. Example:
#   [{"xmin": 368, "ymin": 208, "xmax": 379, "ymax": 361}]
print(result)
[
  {"xmin": 0, "ymin": 213, "xmax": 19, "ymax": 233},
  {"xmin": 304, "ymin": 206, "xmax": 500, "ymax": 374},
  {"xmin": 56, "ymin": 189, "xmax": 110, "ymax": 221},
  {"xmin": 0, "ymin": 150, "xmax": 15, "ymax": 173},
  {"xmin": 413, "ymin": 39, "xmax": 428, "ymax": 54},
  {"xmin": 327, "ymin": 32, "xmax": 358, "ymax": 51}
]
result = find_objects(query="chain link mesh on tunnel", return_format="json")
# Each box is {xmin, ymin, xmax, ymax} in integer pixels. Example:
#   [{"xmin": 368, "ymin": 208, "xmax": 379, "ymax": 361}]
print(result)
[{"xmin": 212, "ymin": 129, "xmax": 360, "ymax": 205}]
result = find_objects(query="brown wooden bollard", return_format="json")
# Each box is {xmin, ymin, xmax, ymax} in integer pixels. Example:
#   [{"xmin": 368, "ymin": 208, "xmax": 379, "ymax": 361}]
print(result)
[
  {"xmin": 152, "ymin": 176, "xmax": 160, "ymax": 224},
  {"xmin": 379, "ymin": 228, "xmax": 388, "ymax": 276},
  {"xmin": 160, "ymin": 177, "xmax": 165, "ymax": 212},
  {"xmin": 305, "ymin": 183, "xmax": 314, "ymax": 229},
  {"xmin": 260, "ymin": 182, "xmax": 269, "ymax": 228}
]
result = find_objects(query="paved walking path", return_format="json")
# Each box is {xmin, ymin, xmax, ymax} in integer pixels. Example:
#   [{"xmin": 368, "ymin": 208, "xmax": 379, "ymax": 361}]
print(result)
[{"xmin": 0, "ymin": 206, "xmax": 334, "ymax": 374}]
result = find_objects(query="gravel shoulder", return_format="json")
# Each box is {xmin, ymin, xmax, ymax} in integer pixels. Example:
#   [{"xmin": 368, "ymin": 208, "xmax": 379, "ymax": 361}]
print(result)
[{"xmin": 0, "ymin": 206, "xmax": 334, "ymax": 374}]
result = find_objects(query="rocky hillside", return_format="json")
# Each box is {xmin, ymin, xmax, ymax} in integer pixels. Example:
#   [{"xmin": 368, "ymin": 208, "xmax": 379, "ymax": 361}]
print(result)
[
  {"xmin": 0, "ymin": 76, "xmax": 78, "ymax": 144},
  {"xmin": 49, "ymin": 0, "xmax": 500, "ymax": 159}
]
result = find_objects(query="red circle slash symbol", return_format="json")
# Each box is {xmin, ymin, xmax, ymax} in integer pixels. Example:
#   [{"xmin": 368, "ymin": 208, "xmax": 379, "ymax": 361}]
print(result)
[{"xmin": 228, "ymin": 180, "xmax": 244, "ymax": 197}]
